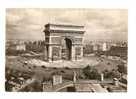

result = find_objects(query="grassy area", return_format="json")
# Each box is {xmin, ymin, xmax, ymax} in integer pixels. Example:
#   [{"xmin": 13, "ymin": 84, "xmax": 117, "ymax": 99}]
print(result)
[
  {"xmin": 6, "ymin": 56, "xmax": 82, "ymax": 81},
  {"xmin": 6, "ymin": 55, "xmax": 123, "ymax": 82}
]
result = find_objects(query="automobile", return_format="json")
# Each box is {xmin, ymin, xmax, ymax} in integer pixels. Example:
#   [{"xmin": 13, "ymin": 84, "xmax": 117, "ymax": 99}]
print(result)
[
  {"xmin": 24, "ymin": 61, "xmax": 28, "ymax": 65},
  {"xmin": 107, "ymin": 62, "xmax": 110, "ymax": 65},
  {"xmin": 91, "ymin": 88, "xmax": 96, "ymax": 92},
  {"xmin": 41, "ymin": 65, "xmax": 46, "ymax": 69}
]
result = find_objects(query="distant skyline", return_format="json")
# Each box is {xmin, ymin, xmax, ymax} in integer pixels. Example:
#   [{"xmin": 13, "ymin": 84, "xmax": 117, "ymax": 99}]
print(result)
[{"xmin": 6, "ymin": 8, "xmax": 128, "ymax": 43}]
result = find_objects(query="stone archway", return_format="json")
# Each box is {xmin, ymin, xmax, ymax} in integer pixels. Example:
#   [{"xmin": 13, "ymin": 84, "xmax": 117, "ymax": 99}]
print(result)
[
  {"xmin": 43, "ymin": 23, "xmax": 85, "ymax": 62},
  {"xmin": 61, "ymin": 38, "xmax": 72, "ymax": 60}
]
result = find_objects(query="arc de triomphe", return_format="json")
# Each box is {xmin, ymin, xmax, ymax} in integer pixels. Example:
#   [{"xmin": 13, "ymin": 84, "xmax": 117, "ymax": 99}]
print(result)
[{"xmin": 43, "ymin": 23, "xmax": 85, "ymax": 62}]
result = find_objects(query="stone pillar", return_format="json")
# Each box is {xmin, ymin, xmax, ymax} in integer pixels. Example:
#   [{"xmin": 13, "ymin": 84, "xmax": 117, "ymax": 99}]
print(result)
[
  {"xmin": 73, "ymin": 71, "xmax": 76, "ymax": 83},
  {"xmin": 48, "ymin": 45, "xmax": 52, "ymax": 62},
  {"xmin": 44, "ymin": 46, "xmax": 48, "ymax": 61},
  {"xmin": 59, "ymin": 46, "xmax": 62, "ymax": 60},
  {"xmin": 71, "ymin": 45, "xmax": 75, "ymax": 61},
  {"xmin": 80, "ymin": 46, "xmax": 83, "ymax": 59},
  {"xmin": 113, "ymin": 78, "xmax": 119, "ymax": 86},
  {"xmin": 101, "ymin": 73, "xmax": 104, "ymax": 81}
]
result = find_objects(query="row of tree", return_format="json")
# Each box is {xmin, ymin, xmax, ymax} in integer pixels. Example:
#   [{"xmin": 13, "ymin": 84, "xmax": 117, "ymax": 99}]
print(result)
[
  {"xmin": 25, "ymin": 40, "xmax": 45, "ymax": 53},
  {"xmin": 82, "ymin": 63, "xmax": 127, "ymax": 80}
]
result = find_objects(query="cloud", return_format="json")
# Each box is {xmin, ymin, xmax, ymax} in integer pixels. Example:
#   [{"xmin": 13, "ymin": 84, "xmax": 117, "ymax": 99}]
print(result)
[{"xmin": 6, "ymin": 8, "xmax": 128, "ymax": 42}]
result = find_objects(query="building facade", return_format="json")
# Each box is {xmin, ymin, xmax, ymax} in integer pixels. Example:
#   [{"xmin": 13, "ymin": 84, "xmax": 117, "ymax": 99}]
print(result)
[{"xmin": 43, "ymin": 23, "xmax": 85, "ymax": 62}]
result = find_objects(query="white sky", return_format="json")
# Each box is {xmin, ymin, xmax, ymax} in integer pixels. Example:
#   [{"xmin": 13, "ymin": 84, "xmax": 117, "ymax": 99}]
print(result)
[{"xmin": 6, "ymin": 8, "xmax": 128, "ymax": 42}]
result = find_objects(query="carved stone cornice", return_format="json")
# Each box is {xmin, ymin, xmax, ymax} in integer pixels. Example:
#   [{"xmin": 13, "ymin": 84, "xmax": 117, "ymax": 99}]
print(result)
[{"xmin": 49, "ymin": 29, "xmax": 85, "ymax": 34}]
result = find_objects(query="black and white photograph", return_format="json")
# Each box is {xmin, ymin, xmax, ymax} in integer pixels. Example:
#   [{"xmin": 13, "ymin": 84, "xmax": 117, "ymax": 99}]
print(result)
[{"xmin": 5, "ymin": 8, "xmax": 127, "ymax": 92}]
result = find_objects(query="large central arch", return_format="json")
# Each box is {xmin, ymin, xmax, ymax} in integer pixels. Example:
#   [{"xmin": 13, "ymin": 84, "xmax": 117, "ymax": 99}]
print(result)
[{"xmin": 61, "ymin": 38, "xmax": 72, "ymax": 60}]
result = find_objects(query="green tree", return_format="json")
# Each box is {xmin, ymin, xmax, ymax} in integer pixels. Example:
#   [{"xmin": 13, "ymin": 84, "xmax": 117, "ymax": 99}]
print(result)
[
  {"xmin": 103, "ymin": 69, "xmax": 120, "ymax": 79},
  {"xmin": 83, "ymin": 65, "xmax": 100, "ymax": 80},
  {"xmin": 117, "ymin": 63, "xmax": 127, "ymax": 74}
]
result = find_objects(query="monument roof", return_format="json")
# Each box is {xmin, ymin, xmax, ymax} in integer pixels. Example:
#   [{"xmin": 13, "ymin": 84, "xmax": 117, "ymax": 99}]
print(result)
[
  {"xmin": 45, "ymin": 23, "xmax": 84, "ymax": 28},
  {"xmin": 44, "ymin": 23, "xmax": 85, "ymax": 33}
]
